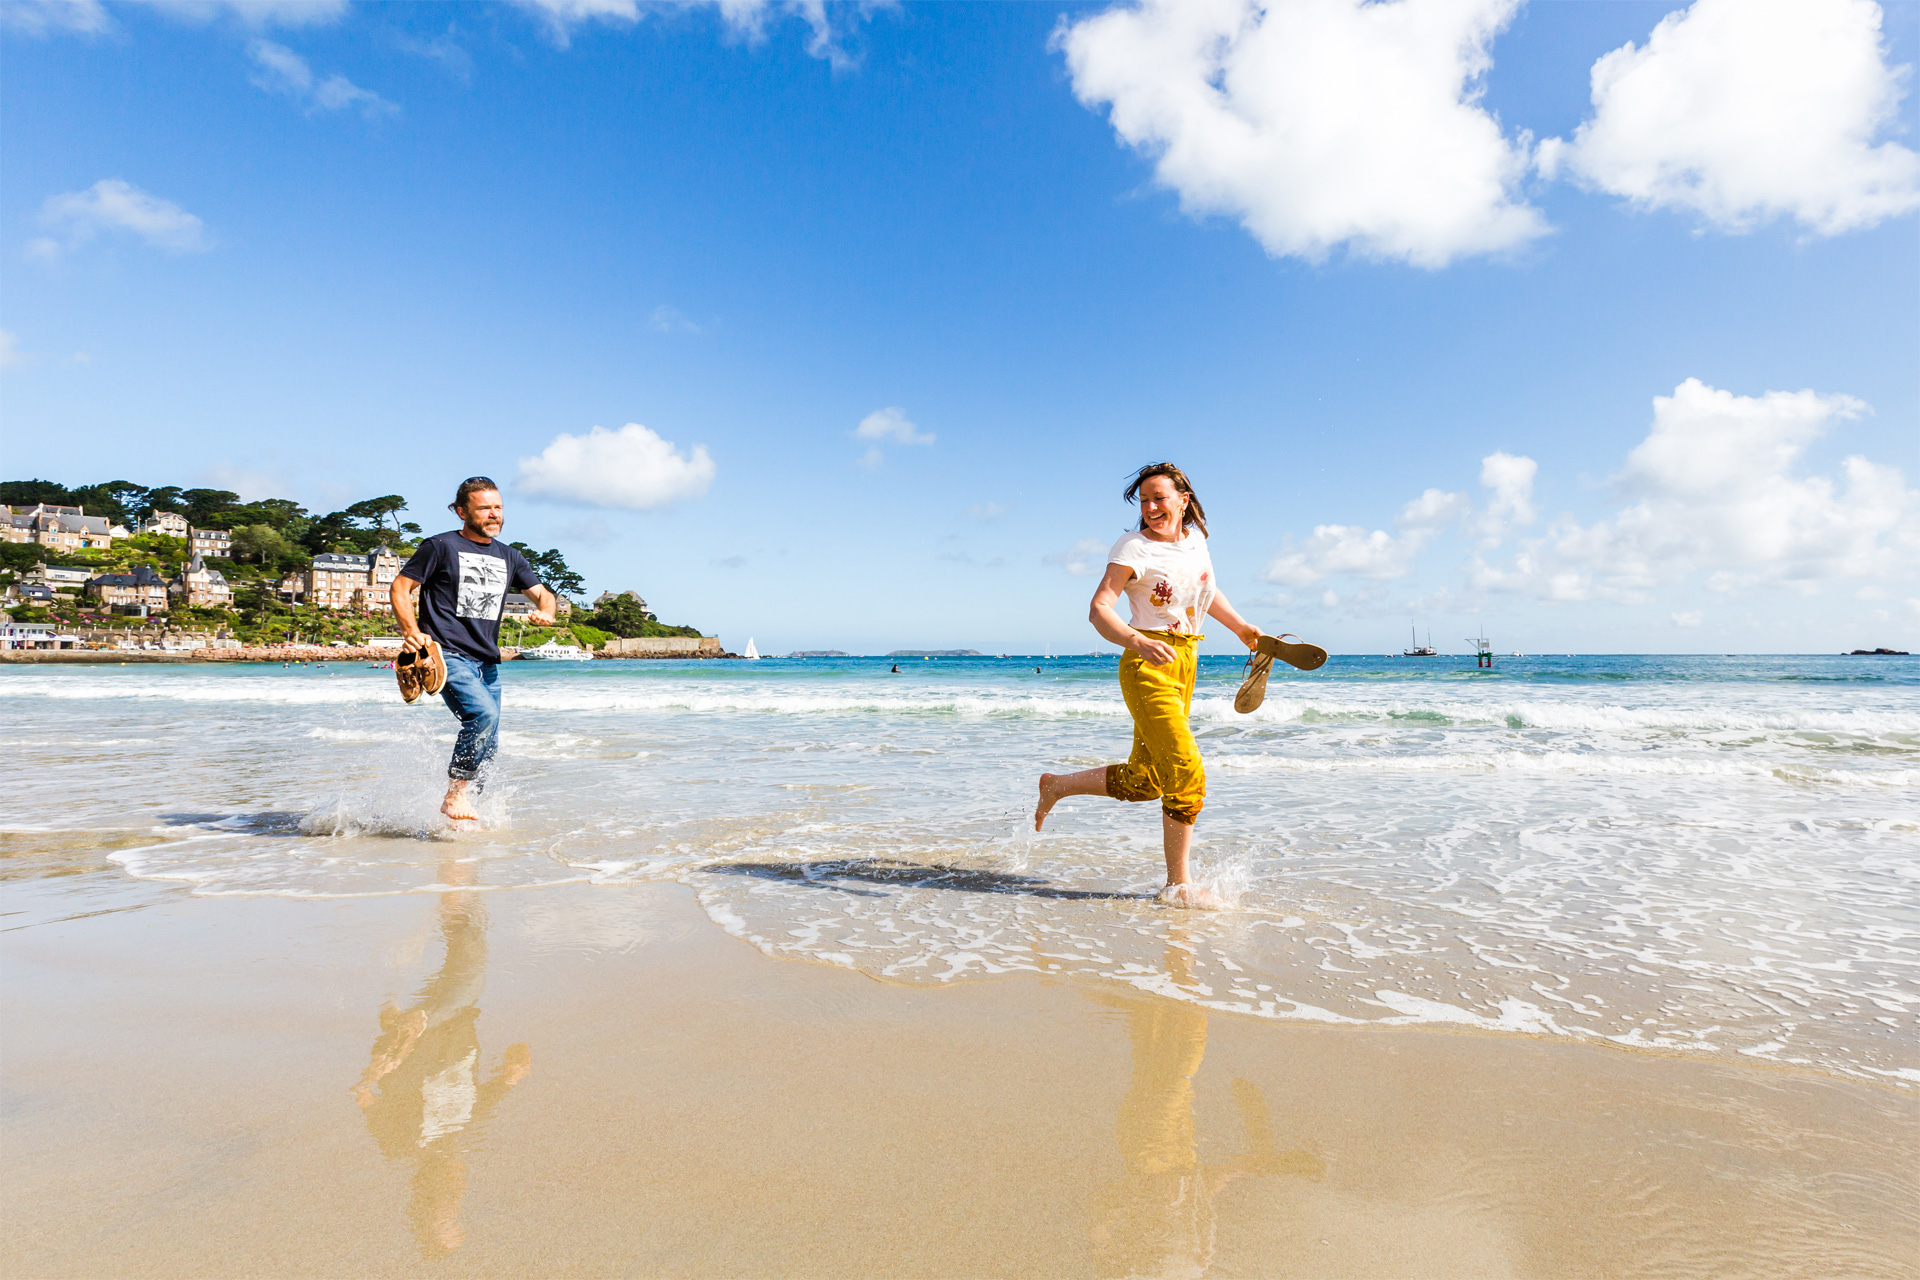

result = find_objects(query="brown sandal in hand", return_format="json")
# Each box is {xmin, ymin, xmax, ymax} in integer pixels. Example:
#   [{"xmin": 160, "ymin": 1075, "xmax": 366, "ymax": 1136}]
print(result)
[{"xmin": 1234, "ymin": 633, "xmax": 1328, "ymax": 713}]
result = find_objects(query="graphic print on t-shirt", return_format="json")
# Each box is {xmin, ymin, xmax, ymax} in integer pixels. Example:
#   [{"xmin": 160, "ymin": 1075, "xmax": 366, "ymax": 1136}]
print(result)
[{"xmin": 455, "ymin": 552, "xmax": 509, "ymax": 620}]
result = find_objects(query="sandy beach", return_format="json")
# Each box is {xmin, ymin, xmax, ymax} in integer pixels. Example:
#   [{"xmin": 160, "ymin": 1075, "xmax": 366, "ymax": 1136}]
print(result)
[{"xmin": 5, "ymin": 851, "xmax": 1914, "ymax": 1279}]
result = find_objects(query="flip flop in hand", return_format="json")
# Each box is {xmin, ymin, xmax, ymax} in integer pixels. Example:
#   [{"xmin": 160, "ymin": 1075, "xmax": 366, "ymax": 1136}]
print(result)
[{"xmin": 1234, "ymin": 633, "xmax": 1328, "ymax": 713}]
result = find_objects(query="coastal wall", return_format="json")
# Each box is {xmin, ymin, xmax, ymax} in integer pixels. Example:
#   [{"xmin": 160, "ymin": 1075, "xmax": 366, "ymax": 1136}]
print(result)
[
  {"xmin": 0, "ymin": 646, "xmax": 395, "ymax": 664},
  {"xmin": 598, "ymin": 636, "xmax": 725, "ymax": 659}
]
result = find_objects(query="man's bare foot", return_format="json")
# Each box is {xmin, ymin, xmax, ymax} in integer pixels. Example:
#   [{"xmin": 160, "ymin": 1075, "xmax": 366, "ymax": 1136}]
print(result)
[
  {"xmin": 1035, "ymin": 773, "xmax": 1064, "ymax": 831},
  {"xmin": 1159, "ymin": 882, "xmax": 1225, "ymax": 910},
  {"xmin": 442, "ymin": 782, "xmax": 480, "ymax": 822}
]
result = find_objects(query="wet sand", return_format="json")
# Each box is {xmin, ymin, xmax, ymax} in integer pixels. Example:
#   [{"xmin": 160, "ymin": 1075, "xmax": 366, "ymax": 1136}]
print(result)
[{"xmin": 3, "ymin": 860, "xmax": 1915, "ymax": 1278}]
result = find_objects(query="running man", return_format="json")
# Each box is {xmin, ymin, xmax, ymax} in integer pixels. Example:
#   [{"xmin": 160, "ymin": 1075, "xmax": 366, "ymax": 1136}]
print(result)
[
  {"xmin": 392, "ymin": 477, "xmax": 558, "ymax": 820},
  {"xmin": 1033, "ymin": 463, "xmax": 1265, "ymax": 906}
]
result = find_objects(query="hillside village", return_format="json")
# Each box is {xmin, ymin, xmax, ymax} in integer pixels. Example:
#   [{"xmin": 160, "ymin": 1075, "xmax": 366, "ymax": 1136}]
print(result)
[{"xmin": 0, "ymin": 479, "xmax": 704, "ymax": 653}]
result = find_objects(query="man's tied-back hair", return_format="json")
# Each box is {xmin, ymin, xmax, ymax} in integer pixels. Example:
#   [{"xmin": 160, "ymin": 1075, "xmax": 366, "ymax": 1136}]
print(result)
[
  {"xmin": 450, "ymin": 476, "xmax": 499, "ymax": 515},
  {"xmin": 1124, "ymin": 462, "xmax": 1207, "ymax": 537}
]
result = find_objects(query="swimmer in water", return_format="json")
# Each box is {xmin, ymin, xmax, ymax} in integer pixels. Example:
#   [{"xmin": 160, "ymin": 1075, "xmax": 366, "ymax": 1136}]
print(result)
[{"xmin": 1033, "ymin": 463, "xmax": 1267, "ymax": 909}]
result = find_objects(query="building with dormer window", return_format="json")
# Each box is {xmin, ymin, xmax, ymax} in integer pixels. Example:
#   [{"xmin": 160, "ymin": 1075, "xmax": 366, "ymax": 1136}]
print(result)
[
  {"xmin": 188, "ymin": 527, "xmax": 233, "ymax": 559},
  {"xmin": 297, "ymin": 545, "xmax": 401, "ymax": 611},
  {"xmin": 86, "ymin": 565, "xmax": 170, "ymax": 614},
  {"xmin": 170, "ymin": 553, "xmax": 234, "ymax": 609},
  {"xmin": 2, "ymin": 504, "xmax": 121, "ymax": 550}
]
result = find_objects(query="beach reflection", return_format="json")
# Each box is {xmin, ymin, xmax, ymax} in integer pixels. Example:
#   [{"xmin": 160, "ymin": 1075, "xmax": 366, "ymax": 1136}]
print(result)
[
  {"xmin": 352, "ymin": 862, "xmax": 530, "ymax": 1258},
  {"xmin": 1090, "ymin": 939, "xmax": 1324, "ymax": 1278}
]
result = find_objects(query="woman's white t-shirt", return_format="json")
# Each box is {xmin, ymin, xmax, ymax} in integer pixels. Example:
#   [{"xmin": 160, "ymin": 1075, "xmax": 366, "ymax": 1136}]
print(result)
[{"xmin": 1108, "ymin": 529, "xmax": 1214, "ymax": 637}]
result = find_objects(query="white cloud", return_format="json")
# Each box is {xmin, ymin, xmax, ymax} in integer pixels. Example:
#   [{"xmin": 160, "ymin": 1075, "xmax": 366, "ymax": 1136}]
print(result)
[
  {"xmin": 967, "ymin": 501, "xmax": 1013, "ymax": 521},
  {"xmin": 394, "ymin": 31, "xmax": 474, "ymax": 82},
  {"xmin": 127, "ymin": 0, "xmax": 350, "ymax": 26},
  {"xmin": 648, "ymin": 304, "xmax": 703, "ymax": 334},
  {"xmin": 1671, "ymin": 611, "xmax": 1704, "ymax": 627},
  {"xmin": 853, "ymin": 406, "xmax": 933, "ymax": 468},
  {"xmin": 517, "ymin": 423, "xmax": 716, "ymax": 510},
  {"xmin": 248, "ymin": 40, "xmax": 398, "ymax": 119},
  {"xmin": 1056, "ymin": 0, "xmax": 1547, "ymax": 267},
  {"xmin": 512, "ymin": 0, "xmax": 871, "ymax": 65},
  {"xmin": 1538, "ymin": 0, "xmax": 1920, "ymax": 236},
  {"xmin": 33, "ymin": 179, "xmax": 210, "ymax": 258},
  {"xmin": 1399, "ymin": 486, "xmax": 1471, "ymax": 531},
  {"xmin": 1045, "ymin": 537, "xmax": 1110, "ymax": 577},
  {"xmin": 1263, "ymin": 525, "xmax": 1420, "ymax": 586},
  {"xmin": 0, "ymin": 331, "xmax": 24, "ymax": 370},
  {"xmin": 1263, "ymin": 485, "xmax": 1466, "ymax": 586},
  {"xmin": 1474, "ymin": 449, "xmax": 1536, "ymax": 543},
  {"xmin": 1, "ymin": 1, "xmax": 110, "ymax": 35},
  {"xmin": 1474, "ymin": 379, "xmax": 1918, "ymax": 602},
  {"xmin": 854, "ymin": 406, "xmax": 933, "ymax": 445}
]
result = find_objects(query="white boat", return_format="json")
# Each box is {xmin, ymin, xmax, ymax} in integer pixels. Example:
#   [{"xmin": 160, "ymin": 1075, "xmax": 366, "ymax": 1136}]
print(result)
[
  {"xmin": 744, "ymin": 637, "xmax": 760, "ymax": 660},
  {"xmin": 520, "ymin": 640, "xmax": 593, "ymax": 661}
]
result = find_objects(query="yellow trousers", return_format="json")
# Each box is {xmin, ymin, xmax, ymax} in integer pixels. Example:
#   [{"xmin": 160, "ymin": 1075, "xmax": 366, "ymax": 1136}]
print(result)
[{"xmin": 1106, "ymin": 631, "xmax": 1205, "ymax": 825}]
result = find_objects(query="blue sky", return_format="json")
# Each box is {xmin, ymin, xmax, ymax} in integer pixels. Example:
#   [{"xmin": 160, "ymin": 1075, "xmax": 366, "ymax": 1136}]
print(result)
[{"xmin": 4, "ymin": 0, "xmax": 1916, "ymax": 655}]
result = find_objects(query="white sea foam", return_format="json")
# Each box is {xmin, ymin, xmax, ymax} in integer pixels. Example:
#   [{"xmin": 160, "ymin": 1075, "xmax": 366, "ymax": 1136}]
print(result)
[
  {"xmin": 9, "ymin": 654, "xmax": 1917, "ymax": 1085},
  {"xmin": 11, "ymin": 667, "xmax": 1920, "ymax": 749}
]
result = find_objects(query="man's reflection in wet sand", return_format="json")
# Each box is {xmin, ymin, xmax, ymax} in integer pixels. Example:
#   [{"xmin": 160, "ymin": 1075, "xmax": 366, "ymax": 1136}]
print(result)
[
  {"xmin": 1089, "ymin": 938, "xmax": 1325, "ymax": 1279},
  {"xmin": 352, "ymin": 862, "xmax": 530, "ymax": 1259}
]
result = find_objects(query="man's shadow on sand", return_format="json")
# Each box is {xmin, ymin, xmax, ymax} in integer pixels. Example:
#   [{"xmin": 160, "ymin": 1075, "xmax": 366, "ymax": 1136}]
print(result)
[{"xmin": 704, "ymin": 857, "xmax": 1150, "ymax": 901}]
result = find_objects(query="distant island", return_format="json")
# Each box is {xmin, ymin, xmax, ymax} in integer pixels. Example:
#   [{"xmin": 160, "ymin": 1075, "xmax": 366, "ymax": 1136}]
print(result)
[
  {"xmin": 787, "ymin": 650, "xmax": 851, "ymax": 658},
  {"xmin": 1846, "ymin": 648, "xmax": 1910, "ymax": 655},
  {"xmin": 886, "ymin": 649, "xmax": 984, "ymax": 657}
]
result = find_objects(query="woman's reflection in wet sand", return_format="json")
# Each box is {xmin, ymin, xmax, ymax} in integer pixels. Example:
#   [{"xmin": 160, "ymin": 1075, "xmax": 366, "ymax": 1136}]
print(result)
[
  {"xmin": 1089, "ymin": 938, "xmax": 1325, "ymax": 1279},
  {"xmin": 352, "ymin": 861, "xmax": 530, "ymax": 1259}
]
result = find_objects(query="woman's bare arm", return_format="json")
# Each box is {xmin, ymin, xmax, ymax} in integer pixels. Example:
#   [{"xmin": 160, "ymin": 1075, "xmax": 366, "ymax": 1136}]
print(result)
[
  {"xmin": 1091, "ymin": 563, "xmax": 1177, "ymax": 666},
  {"xmin": 1207, "ymin": 588, "xmax": 1263, "ymax": 650}
]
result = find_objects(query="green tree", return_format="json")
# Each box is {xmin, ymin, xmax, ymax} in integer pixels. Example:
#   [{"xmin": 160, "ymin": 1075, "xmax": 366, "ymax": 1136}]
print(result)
[
  {"xmin": 229, "ymin": 524, "xmax": 297, "ymax": 564},
  {"xmin": 508, "ymin": 542, "xmax": 586, "ymax": 599},
  {"xmin": 180, "ymin": 488, "xmax": 243, "ymax": 528},
  {"xmin": 142, "ymin": 486, "xmax": 186, "ymax": 519},
  {"xmin": 68, "ymin": 481, "xmax": 147, "ymax": 525},
  {"xmin": 346, "ymin": 495, "xmax": 409, "ymax": 537},
  {"xmin": 0, "ymin": 479, "xmax": 74, "ymax": 506},
  {"xmin": 216, "ymin": 498, "xmax": 310, "ymax": 536}
]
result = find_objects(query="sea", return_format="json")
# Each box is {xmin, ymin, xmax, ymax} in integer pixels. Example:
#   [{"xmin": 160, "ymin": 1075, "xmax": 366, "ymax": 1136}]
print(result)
[{"xmin": 5, "ymin": 652, "xmax": 1916, "ymax": 1087}]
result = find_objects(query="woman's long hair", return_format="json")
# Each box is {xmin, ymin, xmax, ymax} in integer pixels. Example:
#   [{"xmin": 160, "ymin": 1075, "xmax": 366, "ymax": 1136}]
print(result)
[{"xmin": 1124, "ymin": 463, "xmax": 1208, "ymax": 538}]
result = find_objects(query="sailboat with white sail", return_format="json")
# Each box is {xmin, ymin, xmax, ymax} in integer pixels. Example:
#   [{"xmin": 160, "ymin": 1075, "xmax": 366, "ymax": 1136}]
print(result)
[{"xmin": 743, "ymin": 637, "xmax": 760, "ymax": 660}]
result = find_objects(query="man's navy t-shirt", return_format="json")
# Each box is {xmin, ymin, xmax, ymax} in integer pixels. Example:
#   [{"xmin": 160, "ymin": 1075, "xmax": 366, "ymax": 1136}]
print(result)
[{"xmin": 399, "ymin": 531, "xmax": 542, "ymax": 664}]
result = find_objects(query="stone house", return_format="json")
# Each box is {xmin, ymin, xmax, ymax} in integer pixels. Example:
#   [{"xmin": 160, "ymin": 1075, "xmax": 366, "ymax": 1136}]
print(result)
[
  {"xmin": 142, "ymin": 511, "xmax": 190, "ymax": 538},
  {"xmin": 299, "ymin": 546, "xmax": 401, "ymax": 611},
  {"xmin": 188, "ymin": 527, "xmax": 233, "ymax": 559},
  {"xmin": 170, "ymin": 553, "xmax": 234, "ymax": 609},
  {"xmin": 24, "ymin": 562, "xmax": 94, "ymax": 593},
  {"xmin": 2, "ymin": 504, "xmax": 121, "ymax": 550},
  {"xmin": 86, "ymin": 565, "xmax": 170, "ymax": 613},
  {"xmin": 593, "ymin": 590, "xmax": 647, "ymax": 612},
  {"xmin": 4, "ymin": 583, "xmax": 55, "ymax": 607}
]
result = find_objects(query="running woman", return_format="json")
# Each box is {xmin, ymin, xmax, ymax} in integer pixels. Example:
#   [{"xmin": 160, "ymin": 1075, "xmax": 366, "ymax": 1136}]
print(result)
[
  {"xmin": 1033, "ymin": 463, "xmax": 1264, "ymax": 907},
  {"xmin": 392, "ymin": 477, "xmax": 558, "ymax": 821}
]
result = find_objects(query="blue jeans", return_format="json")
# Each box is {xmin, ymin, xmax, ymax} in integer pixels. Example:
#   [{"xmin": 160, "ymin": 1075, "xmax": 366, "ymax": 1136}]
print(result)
[{"xmin": 440, "ymin": 653, "xmax": 500, "ymax": 782}]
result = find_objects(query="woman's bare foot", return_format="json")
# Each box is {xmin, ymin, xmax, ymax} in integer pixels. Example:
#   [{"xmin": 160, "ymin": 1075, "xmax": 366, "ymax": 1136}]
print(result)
[
  {"xmin": 1034, "ymin": 774, "xmax": 1063, "ymax": 831},
  {"xmin": 442, "ymin": 781, "xmax": 479, "ymax": 821},
  {"xmin": 1159, "ymin": 882, "xmax": 1225, "ymax": 910}
]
